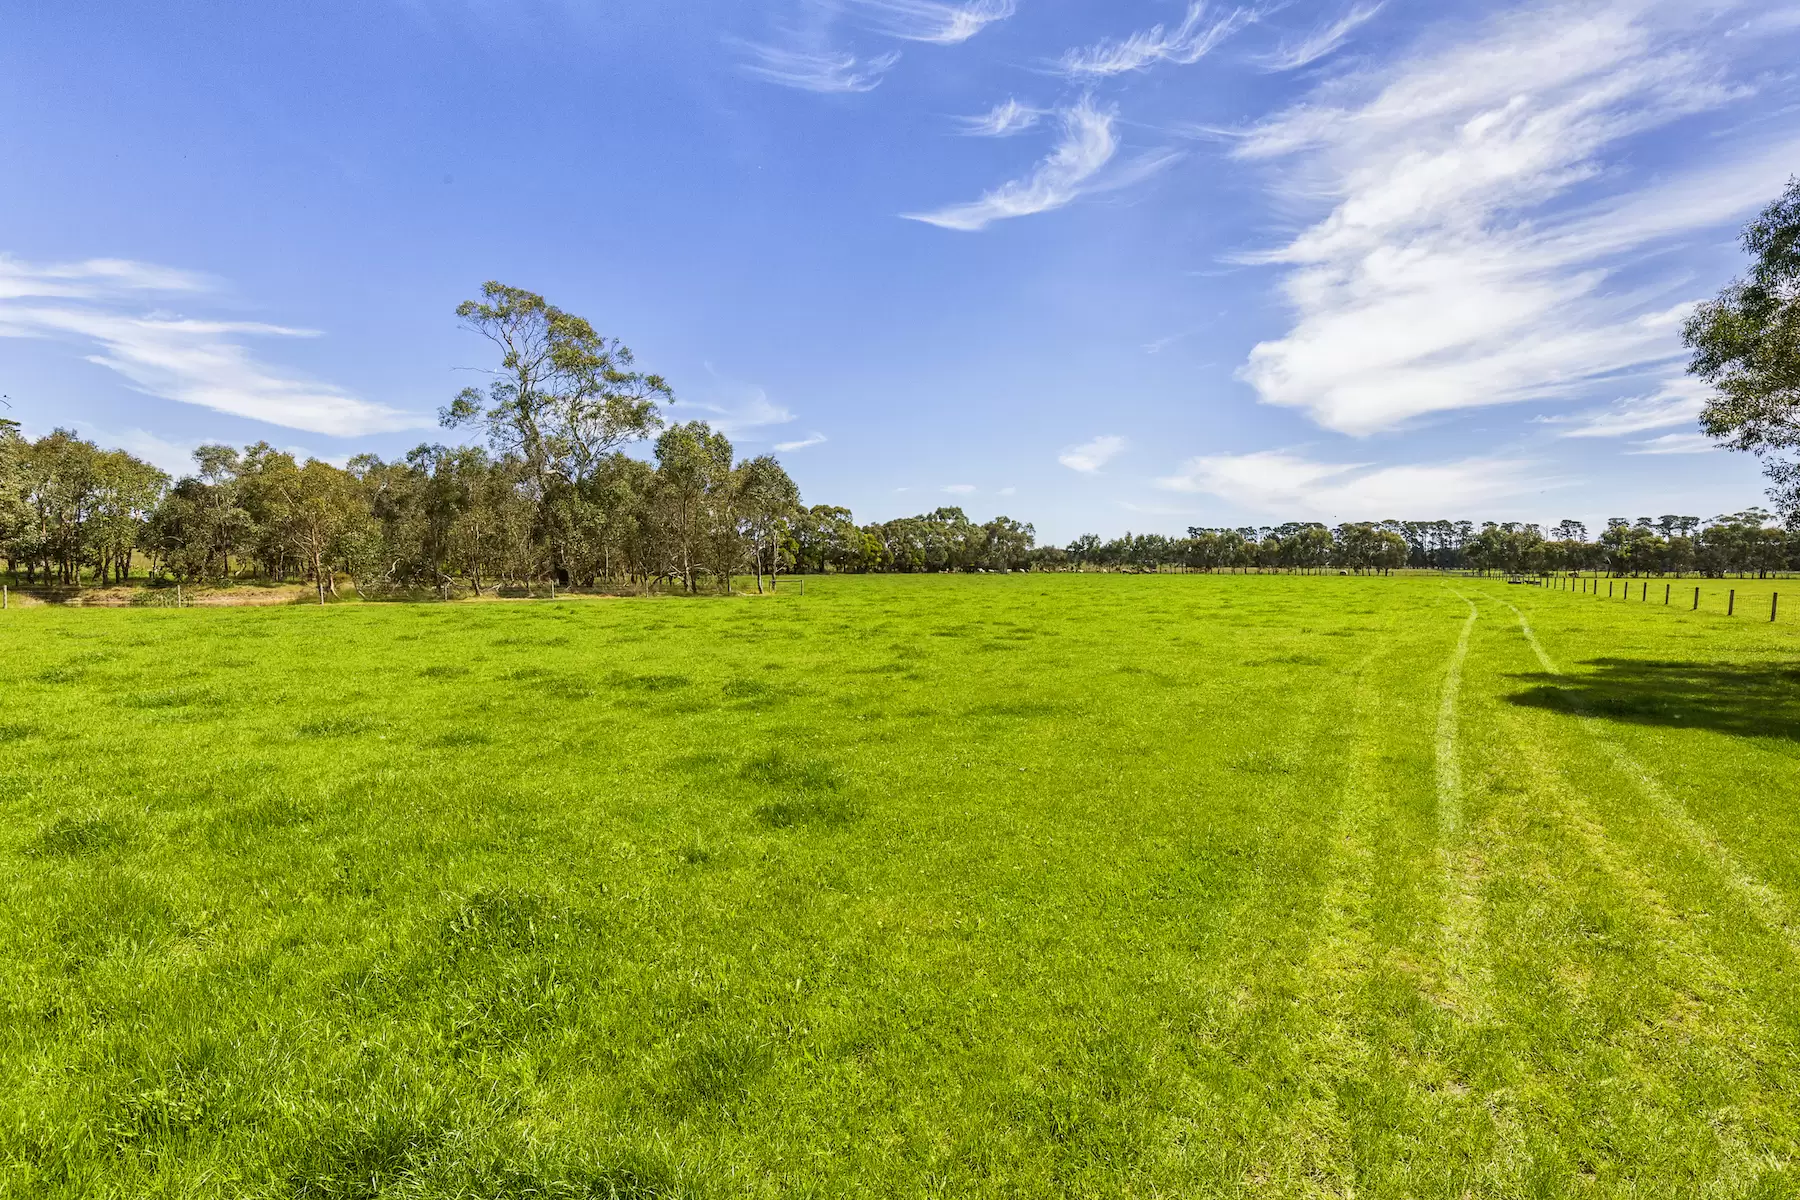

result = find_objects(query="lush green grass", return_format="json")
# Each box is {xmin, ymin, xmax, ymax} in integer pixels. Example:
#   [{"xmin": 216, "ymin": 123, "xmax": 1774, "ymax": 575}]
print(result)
[{"xmin": 2, "ymin": 575, "xmax": 1797, "ymax": 1198}]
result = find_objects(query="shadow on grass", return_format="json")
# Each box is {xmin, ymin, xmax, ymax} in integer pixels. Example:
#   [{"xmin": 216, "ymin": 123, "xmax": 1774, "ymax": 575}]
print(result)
[{"xmin": 1506, "ymin": 658, "xmax": 1800, "ymax": 741}]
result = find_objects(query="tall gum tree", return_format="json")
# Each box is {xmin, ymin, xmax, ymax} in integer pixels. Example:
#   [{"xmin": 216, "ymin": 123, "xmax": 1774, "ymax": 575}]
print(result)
[
  {"xmin": 441, "ymin": 282, "xmax": 672, "ymax": 581},
  {"xmin": 1685, "ymin": 178, "xmax": 1800, "ymax": 526}
]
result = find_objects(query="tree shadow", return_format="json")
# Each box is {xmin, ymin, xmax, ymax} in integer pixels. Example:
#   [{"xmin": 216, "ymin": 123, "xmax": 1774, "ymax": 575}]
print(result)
[{"xmin": 1506, "ymin": 658, "xmax": 1800, "ymax": 742}]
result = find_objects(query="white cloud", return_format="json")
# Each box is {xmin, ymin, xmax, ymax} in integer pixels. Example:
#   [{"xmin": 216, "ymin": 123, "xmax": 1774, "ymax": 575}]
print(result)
[
  {"xmin": 1058, "ymin": 2, "xmax": 1264, "ymax": 78},
  {"xmin": 0, "ymin": 255, "xmax": 421, "ymax": 437},
  {"xmin": 1234, "ymin": 0, "xmax": 1795, "ymax": 437},
  {"xmin": 736, "ymin": 41, "xmax": 901, "ymax": 92},
  {"xmin": 1544, "ymin": 376, "xmax": 1708, "ymax": 438},
  {"xmin": 1628, "ymin": 431, "xmax": 1717, "ymax": 454},
  {"xmin": 958, "ymin": 98, "xmax": 1043, "ymax": 137},
  {"xmin": 942, "ymin": 483, "xmax": 977, "ymax": 494},
  {"xmin": 673, "ymin": 383, "xmax": 795, "ymax": 435},
  {"xmin": 1156, "ymin": 450, "xmax": 1550, "ymax": 518},
  {"xmin": 1143, "ymin": 331, "xmax": 1196, "ymax": 354},
  {"xmin": 998, "ymin": 486, "xmax": 1016, "ymax": 496},
  {"xmin": 774, "ymin": 431, "xmax": 828, "ymax": 451},
  {"xmin": 1252, "ymin": 2, "xmax": 1384, "ymax": 71},
  {"xmin": 903, "ymin": 98, "xmax": 1120, "ymax": 231},
  {"xmin": 1059, "ymin": 434, "xmax": 1127, "ymax": 473},
  {"xmin": 852, "ymin": 0, "xmax": 1015, "ymax": 44},
  {"xmin": 0, "ymin": 254, "xmax": 211, "ymax": 301}
]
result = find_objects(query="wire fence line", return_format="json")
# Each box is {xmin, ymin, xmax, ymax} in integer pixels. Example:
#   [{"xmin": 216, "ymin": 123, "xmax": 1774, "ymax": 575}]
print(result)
[{"xmin": 1510, "ymin": 572, "xmax": 1790, "ymax": 625}]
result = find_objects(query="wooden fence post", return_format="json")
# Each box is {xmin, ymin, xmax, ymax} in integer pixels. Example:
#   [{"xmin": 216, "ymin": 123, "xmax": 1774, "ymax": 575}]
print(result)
[
  {"xmin": 1728, "ymin": 589, "xmax": 1735, "ymax": 617},
  {"xmin": 1693, "ymin": 587, "xmax": 1699, "ymax": 611}
]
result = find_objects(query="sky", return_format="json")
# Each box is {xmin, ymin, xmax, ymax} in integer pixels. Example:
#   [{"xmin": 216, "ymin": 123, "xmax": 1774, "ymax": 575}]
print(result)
[{"xmin": 3, "ymin": 0, "xmax": 1798, "ymax": 542}]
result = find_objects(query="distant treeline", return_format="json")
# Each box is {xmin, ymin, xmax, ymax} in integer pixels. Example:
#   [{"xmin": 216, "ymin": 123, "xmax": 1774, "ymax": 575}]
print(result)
[
  {"xmin": 3, "ymin": 281, "xmax": 1796, "ymax": 599},
  {"xmin": 1060, "ymin": 517, "xmax": 1796, "ymax": 578},
  {"xmin": 0, "ymin": 424, "xmax": 1039, "ymax": 596},
  {"xmin": 5, "ymin": 420, "xmax": 1793, "ymax": 598}
]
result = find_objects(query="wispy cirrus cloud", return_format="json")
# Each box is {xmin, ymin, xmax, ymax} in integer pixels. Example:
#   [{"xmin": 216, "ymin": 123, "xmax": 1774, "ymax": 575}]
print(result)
[
  {"xmin": 1542, "ymin": 376, "xmax": 1709, "ymax": 438},
  {"xmin": 0, "ymin": 255, "xmax": 212, "ymax": 300},
  {"xmin": 0, "ymin": 255, "xmax": 420, "ymax": 437},
  {"xmin": 1057, "ymin": 2, "xmax": 1264, "ymax": 78},
  {"xmin": 904, "ymin": 98, "xmax": 1129, "ymax": 231},
  {"xmin": 1058, "ymin": 434, "xmax": 1126, "ymax": 473},
  {"xmin": 1157, "ymin": 449, "xmax": 1550, "ymax": 518},
  {"xmin": 673, "ymin": 382, "xmax": 796, "ymax": 436},
  {"xmin": 1251, "ymin": 2, "xmax": 1384, "ymax": 71},
  {"xmin": 735, "ymin": 40, "xmax": 901, "ymax": 92},
  {"xmin": 942, "ymin": 483, "xmax": 977, "ymax": 494},
  {"xmin": 1234, "ymin": 0, "xmax": 1796, "ymax": 438},
  {"xmin": 774, "ymin": 431, "xmax": 828, "ymax": 451},
  {"xmin": 1143, "ymin": 331, "xmax": 1199, "ymax": 354},
  {"xmin": 957, "ymin": 98, "xmax": 1043, "ymax": 137},
  {"xmin": 1628, "ymin": 431, "xmax": 1716, "ymax": 454},
  {"xmin": 852, "ymin": 0, "xmax": 1015, "ymax": 44}
]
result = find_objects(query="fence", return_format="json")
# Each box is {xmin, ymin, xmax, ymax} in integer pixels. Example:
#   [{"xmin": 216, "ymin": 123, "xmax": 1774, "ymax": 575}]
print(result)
[{"xmin": 1535, "ymin": 573, "xmax": 1787, "ymax": 625}]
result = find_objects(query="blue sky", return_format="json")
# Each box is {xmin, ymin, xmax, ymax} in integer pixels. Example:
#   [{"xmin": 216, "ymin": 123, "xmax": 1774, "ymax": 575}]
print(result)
[{"xmin": 3, "ymin": 0, "xmax": 1798, "ymax": 541}]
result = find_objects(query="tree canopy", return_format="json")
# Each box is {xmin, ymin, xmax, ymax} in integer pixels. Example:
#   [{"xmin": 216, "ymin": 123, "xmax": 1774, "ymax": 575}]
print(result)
[
  {"xmin": 1685, "ymin": 177, "xmax": 1800, "ymax": 525},
  {"xmin": 7, "ymin": 281, "xmax": 1800, "ymax": 597}
]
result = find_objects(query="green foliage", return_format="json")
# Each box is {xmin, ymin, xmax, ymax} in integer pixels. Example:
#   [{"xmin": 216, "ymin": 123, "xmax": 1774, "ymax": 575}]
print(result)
[
  {"xmin": 1, "ymin": 427, "xmax": 167, "ymax": 585},
  {"xmin": 3, "ymin": 575, "xmax": 1799, "ymax": 1196},
  {"xmin": 1685, "ymin": 177, "xmax": 1800, "ymax": 524}
]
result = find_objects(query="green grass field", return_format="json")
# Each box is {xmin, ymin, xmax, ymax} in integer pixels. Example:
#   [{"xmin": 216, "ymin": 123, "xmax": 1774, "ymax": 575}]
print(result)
[{"xmin": 3, "ymin": 575, "xmax": 1798, "ymax": 1198}]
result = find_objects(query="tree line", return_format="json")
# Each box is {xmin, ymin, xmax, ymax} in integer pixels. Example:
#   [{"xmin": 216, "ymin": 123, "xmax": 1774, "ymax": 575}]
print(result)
[
  {"xmin": 1053, "ymin": 516, "xmax": 1797, "ymax": 578},
  {"xmin": 0, "ymin": 284, "xmax": 1050, "ymax": 599},
  {"xmin": 6, "ymin": 405, "xmax": 1796, "ymax": 596},
  {"xmin": 5, "ymin": 210, "xmax": 1799, "ymax": 599}
]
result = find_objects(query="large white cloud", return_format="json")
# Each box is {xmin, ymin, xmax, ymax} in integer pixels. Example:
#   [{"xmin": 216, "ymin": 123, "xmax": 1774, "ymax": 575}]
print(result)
[
  {"xmin": 1234, "ymin": 0, "xmax": 1798, "ymax": 436},
  {"xmin": 0, "ymin": 255, "xmax": 422, "ymax": 437}
]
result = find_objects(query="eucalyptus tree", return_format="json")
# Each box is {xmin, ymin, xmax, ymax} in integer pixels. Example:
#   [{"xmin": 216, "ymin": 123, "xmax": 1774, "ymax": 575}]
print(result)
[
  {"xmin": 140, "ymin": 477, "xmax": 220, "ymax": 586},
  {"xmin": 1686, "ymin": 178, "xmax": 1800, "ymax": 526},
  {"xmin": 978, "ymin": 516, "xmax": 1035, "ymax": 571},
  {"xmin": 89, "ymin": 450, "xmax": 167, "ymax": 583},
  {"xmin": 737, "ymin": 454, "xmax": 801, "ymax": 592},
  {"xmin": 235, "ymin": 443, "xmax": 303, "ymax": 582},
  {"xmin": 181, "ymin": 444, "xmax": 253, "ymax": 579},
  {"xmin": 440, "ymin": 446, "xmax": 519, "ymax": 595},
  {"xmin": 584, "ymin": 452, "xmax": 654, "ymax": 587},
  {"xmin": 652, "ymin": 421, "xmax": 735, "ymax": 593},
  {"xmin": 793, "ymin": 505, "xmax": 859, "ymax": 574},
  {"xmin": 921, "ymin": 507, "xmax": 975, "ymax": 572},
  {"xmin": 281, "ymin": 459, "xmax": 372, "ymax": 603},
  {"xmin": 19, "ymin": 429, "xmax": 97, "ymax": 584},
  {"xmin": 9, "ymin": 430, "xmax": 160, "ymax": 585},
  {"xmin": 442, "ymin": 282, "xmax": 672, "ymax": 579},
  {"xmin": 0, "ymin": 419, "xmax": 24, "ymax": 574}
]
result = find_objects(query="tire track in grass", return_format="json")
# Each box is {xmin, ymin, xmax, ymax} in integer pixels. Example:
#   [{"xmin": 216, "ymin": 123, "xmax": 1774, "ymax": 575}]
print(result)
[
  {"xmin": 1186, "ymin": 636, "xmax": 1391, "ymax": 1196},
  {"xmin": 1501, "ymin": 597, "xmax": 1799, "ymax": 956},
  {"xmin": 1476, "ymin": 597, "xmax": 1797, "ymax": 1184},
  {"xmin": 1436, "ymin": 594, "xmax": 1490, "ymax": 1024},
  {"xmin": 1435, "ymin": 595, "xmax": 1478, "ymax": 838},
  {"xmin": 1266, "ymin": 645, "xmax": 1384, "ymax": 1192},
  {"xmin": 1258, "ymin": 599, "xmax": 1477, "ymax": 1192}
]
